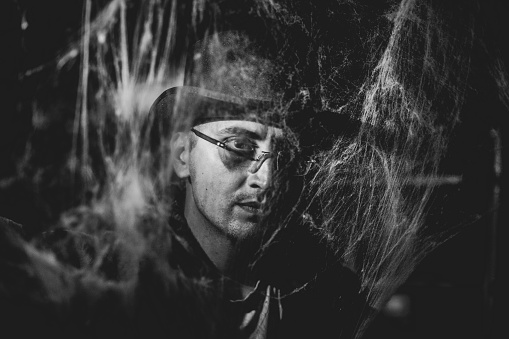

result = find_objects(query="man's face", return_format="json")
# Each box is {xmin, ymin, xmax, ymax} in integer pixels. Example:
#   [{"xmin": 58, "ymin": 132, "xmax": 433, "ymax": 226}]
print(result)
[{"xmin": 183, "ymin": 120, "xmax": 283, "ymax": 240}]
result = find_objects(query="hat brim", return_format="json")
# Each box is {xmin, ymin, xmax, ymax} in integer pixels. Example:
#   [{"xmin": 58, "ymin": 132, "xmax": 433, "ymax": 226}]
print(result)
[{"xmin": 149, "ymin": 86, "xmax": 282, "ymax": 128}]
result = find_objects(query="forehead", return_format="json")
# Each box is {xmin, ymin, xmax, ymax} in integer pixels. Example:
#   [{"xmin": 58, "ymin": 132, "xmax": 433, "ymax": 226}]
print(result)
[{"xmin": 194, "ymin": 120, "xmax": 283, "ymax": 140}]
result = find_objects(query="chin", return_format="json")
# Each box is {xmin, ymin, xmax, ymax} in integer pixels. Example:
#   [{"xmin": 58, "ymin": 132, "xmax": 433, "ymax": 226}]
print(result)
[{"xmin": 224, "ymin": 220, "xmax": 259, "ymax": 240}]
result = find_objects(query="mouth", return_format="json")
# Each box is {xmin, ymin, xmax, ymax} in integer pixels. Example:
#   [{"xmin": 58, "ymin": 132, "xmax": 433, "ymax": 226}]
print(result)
[{"xmin": 236, "ymin": 201, "xmax": 262, "ymax": 214}]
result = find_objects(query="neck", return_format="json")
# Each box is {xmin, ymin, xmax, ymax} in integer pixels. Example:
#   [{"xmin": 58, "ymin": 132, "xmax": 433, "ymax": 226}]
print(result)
[{"xmin": 183, "ymin": 188, "xmax": 237, "ymax": 274}]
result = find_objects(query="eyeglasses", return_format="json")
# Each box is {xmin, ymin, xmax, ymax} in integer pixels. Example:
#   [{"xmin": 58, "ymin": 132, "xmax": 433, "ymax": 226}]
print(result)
[
  {"xmin": 190, "ymin": 128, "xmax": 320, "ymax": 176},
  {"xmin": 190, "ymin": 128, "xmax": 274, "ymax": 173}
]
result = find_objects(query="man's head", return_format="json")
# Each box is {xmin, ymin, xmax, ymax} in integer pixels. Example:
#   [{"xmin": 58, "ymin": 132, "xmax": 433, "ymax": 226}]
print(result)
[
  {"xmin": 171, "ymin": 119, "xmax": 282, "ymax": 240},
  {"xmin": 145, "ymin": 31, "xmax": 287, "ymax": 272}
]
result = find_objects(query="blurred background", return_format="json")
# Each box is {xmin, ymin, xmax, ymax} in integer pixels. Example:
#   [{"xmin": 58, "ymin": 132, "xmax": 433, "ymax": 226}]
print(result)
[{"xmin": 0, "ymin": 1, "xmax": 505, "ymax": 338}]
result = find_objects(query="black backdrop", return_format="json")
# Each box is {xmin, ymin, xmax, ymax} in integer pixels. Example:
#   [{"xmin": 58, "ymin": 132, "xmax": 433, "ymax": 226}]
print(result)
[{"xmin": 0, "ymin": 1, "xmax": 506, "ymax": 338}]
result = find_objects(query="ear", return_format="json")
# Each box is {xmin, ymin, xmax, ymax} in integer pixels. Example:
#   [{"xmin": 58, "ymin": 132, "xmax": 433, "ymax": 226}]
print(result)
[{"xmin": 170, "ymin": 132, "xmax": 191, "ymax": 178}]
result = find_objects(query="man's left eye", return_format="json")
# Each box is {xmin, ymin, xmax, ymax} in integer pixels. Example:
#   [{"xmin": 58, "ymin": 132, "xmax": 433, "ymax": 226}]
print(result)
[{"xmin": 225, "ymin": 138, "xmax": 256, "ymax": 153}]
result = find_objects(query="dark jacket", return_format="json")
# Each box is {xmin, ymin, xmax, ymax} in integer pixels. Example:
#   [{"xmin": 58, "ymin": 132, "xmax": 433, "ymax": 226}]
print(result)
[
  {"xmin": 0, "ymin": 211, "xmax": 372, "ymax": 339},
  {"xmin": 0, "ymin": 212, "xmax": 240, "ymax": 339}
]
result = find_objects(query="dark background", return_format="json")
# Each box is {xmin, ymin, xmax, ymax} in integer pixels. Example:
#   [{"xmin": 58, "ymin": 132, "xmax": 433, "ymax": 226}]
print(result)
[{"xmin": 0, "ymin": 1, "xmax": 506, "ymax": 338}]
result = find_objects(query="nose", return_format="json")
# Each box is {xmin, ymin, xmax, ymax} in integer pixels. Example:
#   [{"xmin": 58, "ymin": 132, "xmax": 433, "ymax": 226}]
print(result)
[{"xmin": 246, "ymin": 155, "xmax": 272, "ymax": 189}]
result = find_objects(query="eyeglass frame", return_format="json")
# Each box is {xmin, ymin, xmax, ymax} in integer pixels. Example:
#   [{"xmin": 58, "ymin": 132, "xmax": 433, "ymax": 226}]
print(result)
[
  {"xmin": 190, "ymin": 128, "xmax": 320, "ymax": 176},
  {"xmin": 190, "ymin": 127, "xmax": 274, "ymax": 172}
]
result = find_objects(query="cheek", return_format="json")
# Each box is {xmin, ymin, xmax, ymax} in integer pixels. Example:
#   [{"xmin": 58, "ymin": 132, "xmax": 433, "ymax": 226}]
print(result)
[
  {"xmin": 218, "ymin": 151, "xmax": 249, "ymax": 171},
  {"xmin": 193, "ymin": 174, "xmax": 234, "ymax": 222},
  {"xmin": 197, "ymin": 172, "xmax": 231, "ymax": 199},
  {"xmin": 189, "ymin": 148, "xmax": 244, "ymax": 200},
  {"xmin": 191, "ymin": 161, "xmax": 229, "ymax": 201}
]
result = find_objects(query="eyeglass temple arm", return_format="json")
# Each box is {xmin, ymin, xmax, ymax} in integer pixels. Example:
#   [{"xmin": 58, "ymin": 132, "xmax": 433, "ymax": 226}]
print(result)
[
  {"xmin": 191, "ymin": 128, "xmax": 271, "ymax": 161},
  {"xmin": 191, "ymin": 128, "xmax": 225, "ymax": 147}
]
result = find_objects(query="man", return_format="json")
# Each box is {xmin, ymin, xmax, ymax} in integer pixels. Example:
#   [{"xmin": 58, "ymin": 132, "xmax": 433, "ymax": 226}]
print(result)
[
  {"xmin": 145, "ymin": 30, "xmax": 288, "ymax": 336},
  {"xmin": 145, "ymin": 31, "xmax": 371, "ymax": 338},
  {"xmin": 162, "ymin": 102, "xmax": 284, "ymax": 337}
]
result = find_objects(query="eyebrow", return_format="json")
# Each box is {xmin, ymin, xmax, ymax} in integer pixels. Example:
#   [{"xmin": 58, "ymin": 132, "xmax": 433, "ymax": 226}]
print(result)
[{"xmin": 217, "ymin": 126, "xmax": 265, "ymax": 140}]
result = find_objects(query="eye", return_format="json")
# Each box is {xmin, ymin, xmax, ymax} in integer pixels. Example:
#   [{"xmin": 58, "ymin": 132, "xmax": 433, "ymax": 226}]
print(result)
[{"xmin": 224, "ymin": 137, "xmax": 257, "ymax": 156}]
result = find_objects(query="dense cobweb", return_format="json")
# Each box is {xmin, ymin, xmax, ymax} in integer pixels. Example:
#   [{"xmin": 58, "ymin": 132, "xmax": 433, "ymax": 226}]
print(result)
[{"xmin": 13, "ymin": 0, "xmax": 505, "ymax": 337}]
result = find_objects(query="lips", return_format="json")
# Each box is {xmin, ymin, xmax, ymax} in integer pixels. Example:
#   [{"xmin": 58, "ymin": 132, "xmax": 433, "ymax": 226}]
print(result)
[{"xmin": 236, "ymin": 200, "xmax": 262, "ymax": 214}]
